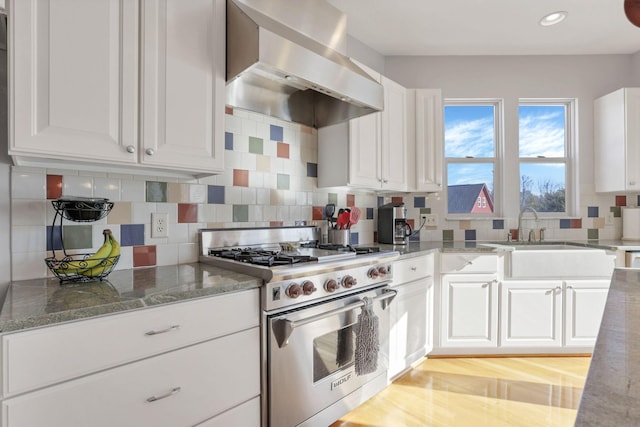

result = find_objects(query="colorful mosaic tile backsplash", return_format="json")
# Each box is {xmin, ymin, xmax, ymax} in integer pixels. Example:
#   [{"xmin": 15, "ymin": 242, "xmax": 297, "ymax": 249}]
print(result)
[{"xmin": 8, "ymin": 108, "xmax": 630, "ymax": 280}]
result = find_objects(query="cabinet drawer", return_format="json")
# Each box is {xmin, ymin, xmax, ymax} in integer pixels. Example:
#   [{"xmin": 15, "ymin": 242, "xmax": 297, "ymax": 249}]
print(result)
[
  {"xmin": 196, "ymin": 396, "xmax": 260, "ymax": 427},
  {"xmin": 393, "ymin": 253, "xmax": 434, "ymax": 284},
  {"xmin": 440, "ymin": 253, "xmax": 498, "ymax": 274},
  {"xmin": 2, "ymin": 289, "xmax": 259, "ymax": 397},
  {"xmin": 2, "ymin": 328, "xmax": 260, "ymax": 427}
]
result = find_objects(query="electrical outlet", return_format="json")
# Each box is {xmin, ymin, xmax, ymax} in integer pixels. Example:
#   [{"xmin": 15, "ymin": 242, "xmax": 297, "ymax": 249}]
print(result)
[
  {"xmin": 422, "ymin": 214, "xmax": 438, "ymax": 227},
  {"xmin": 151, "ymin": 212, "xmax": 169, "ymax": 238},
  {"xmin": 605, "ymin": 211, "xmax": 615, "ymax": 225}
]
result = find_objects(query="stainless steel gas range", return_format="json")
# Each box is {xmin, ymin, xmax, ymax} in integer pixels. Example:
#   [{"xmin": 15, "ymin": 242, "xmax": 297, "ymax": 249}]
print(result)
[{"xmin": 199, "ymin": 226, "xmax": 399, "ymax": 427}]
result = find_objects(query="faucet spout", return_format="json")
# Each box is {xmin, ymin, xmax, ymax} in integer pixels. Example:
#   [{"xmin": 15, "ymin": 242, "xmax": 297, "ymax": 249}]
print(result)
[{"xmin": 518, "ymin": 207, "xmax": 539, "ymax": 242}]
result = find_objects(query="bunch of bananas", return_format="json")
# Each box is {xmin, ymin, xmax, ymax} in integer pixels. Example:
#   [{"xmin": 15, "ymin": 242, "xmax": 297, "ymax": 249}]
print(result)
[{"xmin": 55, "ymin": 229, "xmax": 121, "ymax": 278}]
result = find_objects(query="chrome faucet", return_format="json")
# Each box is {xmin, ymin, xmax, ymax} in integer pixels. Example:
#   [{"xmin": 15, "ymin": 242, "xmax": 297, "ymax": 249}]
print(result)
[{"xmin": 518, "ymin": 207, "xmax": 539, "ymax": 242}]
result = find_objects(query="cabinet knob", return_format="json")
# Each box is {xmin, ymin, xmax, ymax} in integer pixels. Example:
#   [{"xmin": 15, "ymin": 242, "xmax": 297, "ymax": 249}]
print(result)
[
  {"xmin": 382, "ymin": 179, "xmax": 388, "ymax": 184},
  {"xmin": 145, "ymin": 148, "xmax": 156, "ymax": 156},
  {"xmin": 126, "ymin": 145, "xmax": 136, "ymax": 153}
]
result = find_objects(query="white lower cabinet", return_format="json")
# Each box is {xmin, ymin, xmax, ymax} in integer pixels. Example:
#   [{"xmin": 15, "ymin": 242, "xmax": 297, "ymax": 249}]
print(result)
[
  {"xmin": 440, "ymin": 273, "xmax": 499, "ymax": 348},
  {"xmin": 0, "ymin": 289, "xmax": 261, "ymax": 427},
  {"xmin": 500, "ymin": 280, "xmax": 563, "ymax": 348},
  {"xmin": 564, "ymin": 280, "xmax": 610, "ymax": 347}
]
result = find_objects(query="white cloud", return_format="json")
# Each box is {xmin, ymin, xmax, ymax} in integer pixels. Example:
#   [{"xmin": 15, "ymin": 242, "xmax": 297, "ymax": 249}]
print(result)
[
  {"xmin": 445, "ymin": 117, "xmax": 494, "ymax": 158},
  {"xmin": 519, "ymin": 110, "xmax": 565, "ymax": 157}
]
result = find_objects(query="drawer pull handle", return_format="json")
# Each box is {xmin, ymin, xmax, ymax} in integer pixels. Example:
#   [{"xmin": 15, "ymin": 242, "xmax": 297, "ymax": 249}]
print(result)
[
  {"xmin": 145, "ymin": 325, "xmax": 181, "ymax": 336},
  {"xmin": 146, "ymin": 386, "xmax": 181, "ymax": 403}
]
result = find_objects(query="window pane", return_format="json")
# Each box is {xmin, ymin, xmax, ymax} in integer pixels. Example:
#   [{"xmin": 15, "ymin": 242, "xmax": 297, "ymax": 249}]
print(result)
[
  {"xmin": 519, "ymin": 105, "xmax": 565, "ymax": 157},
  {"xmin": 444, "ymin": 105, "xmax": 495, "ymax": 158},
  {"xmin": 447, "ymin": 163, "xmax": 494, "ymax": 214},
  {"xmin": 520, "ymin": 163, "xmax": 565, "ymax": 213}
]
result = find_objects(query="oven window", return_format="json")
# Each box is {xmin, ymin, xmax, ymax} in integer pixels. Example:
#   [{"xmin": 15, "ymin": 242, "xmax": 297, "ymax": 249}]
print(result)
[{"xmin": 313, "ymin": 325, "xmax": 354, "ymax": 382}]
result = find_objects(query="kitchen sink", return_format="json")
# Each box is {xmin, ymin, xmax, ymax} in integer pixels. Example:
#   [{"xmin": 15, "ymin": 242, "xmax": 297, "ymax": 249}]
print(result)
[{"xmin": 483, "ymin": 242, "xmax": 616, "ymax": 278}]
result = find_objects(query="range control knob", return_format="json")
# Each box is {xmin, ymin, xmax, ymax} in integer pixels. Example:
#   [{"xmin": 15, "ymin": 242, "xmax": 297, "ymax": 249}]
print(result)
[
  {"xmin": 324, "ymin": 279, "xmax": 339, "ymax": 293},
  {"xmin": 367, "ymin": 268, "xmax": 380, "ymax": 279},
  {"xmin": 302, "ymin": 280, "xmax": 317, "ymax": 296},
  {"xmin": 285, "ymin": 283, "xmax": 302, "ymax": 298},
  {"xmin": 342, "ymin": 275, "xmax": 357, "ymax": 288},
  {"xmin": 378, "ymin": 266, "xmax": 388, "ymax": 277}
]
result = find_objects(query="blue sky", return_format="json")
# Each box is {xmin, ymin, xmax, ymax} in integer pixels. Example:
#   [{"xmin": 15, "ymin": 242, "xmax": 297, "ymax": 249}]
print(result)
[{"xmin": 445, "ymin": 104, "xmax": 566, "ymax": 194}]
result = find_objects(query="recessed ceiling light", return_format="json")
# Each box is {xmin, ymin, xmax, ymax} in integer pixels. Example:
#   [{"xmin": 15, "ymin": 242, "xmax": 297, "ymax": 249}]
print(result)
[{"xmin": 539, "ymin": 11, "xmax": 568, "ymax": 26}]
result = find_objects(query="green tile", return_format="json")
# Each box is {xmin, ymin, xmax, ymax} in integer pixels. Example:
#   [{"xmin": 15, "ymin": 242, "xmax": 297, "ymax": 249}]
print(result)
[
  {"xmin": 146, "ymin": 181, "xmax": 167, "ymax": 202},
  {"xmin": 420, "ymin": 208, "xmax": 432, "ymax": 214},
  {"xmin": 587, "ymin": 229, "xmax": 599, "ymax": 240},
  {"xmin": 442, "ymin": 229, "xmax": 454, "ymax": 241},
  {"xmin": 611, "ymin": 206, "xmax": 622, "ymax": 217},
  {"xmin": 233, "ymin": 205, "xmax": 249, "ymax": 222},
  {"xmin": 277, "ymin": 174, "xmax": 290, "ymax": 190},
  {"xmin": 62, "ymin": 225, "xmax": 93, "ymax": 249},
  {"xmin": 328, "ymin": 193, "xmax": 338, "ymax": 205},
  {"xmin": 249, "ymin": 137, "xmax": 264, "ymax": 155}
]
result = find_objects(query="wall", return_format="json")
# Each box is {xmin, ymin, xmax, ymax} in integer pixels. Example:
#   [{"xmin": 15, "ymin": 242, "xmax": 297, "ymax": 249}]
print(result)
[
  {"xmin": 9, "ymin": 109, "xmax": 379, "ymax": 281},
  {"xmin": 384, "ymin": 54, "xmax": 634, "ymax": 242},
  {"xmin": 632, "ymin": 51, "xmax": 640, "ymax": 85}
]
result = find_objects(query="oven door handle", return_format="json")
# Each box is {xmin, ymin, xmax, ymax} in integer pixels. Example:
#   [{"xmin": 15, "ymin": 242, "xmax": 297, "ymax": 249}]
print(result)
[{"xmin": 272, "ymin": 285, "xmax": 397, "ymax": 348}]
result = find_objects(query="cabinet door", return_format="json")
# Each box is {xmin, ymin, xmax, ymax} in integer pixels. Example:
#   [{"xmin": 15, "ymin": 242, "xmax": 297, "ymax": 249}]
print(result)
[
  {"xmin": 140, "ymin": 0, "xmax": 225, "ymax": 174},
  {"xmin": 380, "ymin": 76, "xmax": 407, "ymax": 191},
  {"xmin": 565, "ymin": 280, "xmax": 610, "ymax": 347},
  {"xmin": 500, "ymin": 280, "xmax": 563, "ymax": 348},
  {"xmin": 440, "ymin": 274, "xmax": 498, "ymax": 348},
  {"xmin": 414, "ymin": 89, "xmax": 443, "ymax": 192},
  {"xmin": 348, "ymin": 112, "xmax": 382, "ymax": 188},
  {"xmin": 388, "ymin": 277, "xmax": 432, "ymax": 379},
  {"xmin": 625, "ymin": 88, "xmax": 640, "ymax": 191},
  {"xmin": 2, "ymin": 328, "xmax": 260, "ymax": 427},
  {"xmin": 9, "ymin": 0, "xmax": 139, "ymax": 164}
]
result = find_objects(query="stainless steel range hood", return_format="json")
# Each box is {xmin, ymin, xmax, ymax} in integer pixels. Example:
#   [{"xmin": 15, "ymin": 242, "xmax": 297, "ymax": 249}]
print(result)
[{"xmin": 226, "ymin": 0, "xmax": 384, "ymax": 128}]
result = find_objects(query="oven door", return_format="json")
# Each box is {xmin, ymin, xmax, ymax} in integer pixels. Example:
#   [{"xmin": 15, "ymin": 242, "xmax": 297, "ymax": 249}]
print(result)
[{"xmin": 268, "ymin": 284, "xmax": 396, "ymax": 427}]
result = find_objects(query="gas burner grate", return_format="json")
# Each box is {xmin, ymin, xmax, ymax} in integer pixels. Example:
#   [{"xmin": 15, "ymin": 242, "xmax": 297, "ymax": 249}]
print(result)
[{"xmin": 208, "ymin": 247, "xmax": 317, "ymax": 266}]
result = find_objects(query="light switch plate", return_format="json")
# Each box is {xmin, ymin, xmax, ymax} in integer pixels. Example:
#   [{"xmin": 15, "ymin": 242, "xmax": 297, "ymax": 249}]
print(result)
[{"xmin": 151, "ymin": 212, "xmax": 169, "ymax": 238}]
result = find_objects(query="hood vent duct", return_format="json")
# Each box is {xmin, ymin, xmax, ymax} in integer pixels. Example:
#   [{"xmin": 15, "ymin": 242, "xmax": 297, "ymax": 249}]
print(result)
[{"xmin": 226, "ymin": 0, "xmax": 384, "ymax": 128}]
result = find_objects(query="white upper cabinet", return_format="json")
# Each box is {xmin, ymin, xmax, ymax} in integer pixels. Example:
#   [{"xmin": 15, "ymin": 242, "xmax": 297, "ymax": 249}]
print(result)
[
  {"xmin": 318, "ymin": 67, "xmax": 408, "ymax": 191},
  {"xmin": 9, "ymin": 0, "xmax": 225, "ymax": 178},
  {"xmin": 594, "ymin": 87, "xmax": 640, "ymax": 192},
  {"xmin": 411, "ymin": 88, "xmax": 443, "ymax": 192}
]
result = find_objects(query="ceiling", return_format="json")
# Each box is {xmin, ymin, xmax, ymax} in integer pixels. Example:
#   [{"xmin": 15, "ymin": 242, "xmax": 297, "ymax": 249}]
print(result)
[{"xmin": 326, "ymin": 0, "xmax": 640, "ymax": 56}]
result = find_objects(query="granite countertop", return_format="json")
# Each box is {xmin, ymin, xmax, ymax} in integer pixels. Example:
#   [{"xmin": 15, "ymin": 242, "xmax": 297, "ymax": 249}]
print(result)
[
  {"xmin": 575, "ymin": 268, "xmax": 640, "ymax": 425},
  {"xmin": 0, "ymin": 263, "xmax": 261, "ymax": 333}
]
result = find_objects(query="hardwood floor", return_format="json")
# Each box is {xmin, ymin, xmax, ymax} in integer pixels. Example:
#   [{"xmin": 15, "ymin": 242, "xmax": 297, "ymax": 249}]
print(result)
[{"xmin": 331, "ymin": 356, "xmax": 591, "ymax": 427}]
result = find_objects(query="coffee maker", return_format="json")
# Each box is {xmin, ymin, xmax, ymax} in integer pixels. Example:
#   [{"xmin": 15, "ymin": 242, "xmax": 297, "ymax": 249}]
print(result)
[{"xmin": 377, "ymin": 202, "xmax": 412, "ymax": 245}]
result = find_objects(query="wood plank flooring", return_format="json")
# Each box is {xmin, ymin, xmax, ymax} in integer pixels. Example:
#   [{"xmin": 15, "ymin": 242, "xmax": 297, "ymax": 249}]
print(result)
[{"xmin": 330, "ymin": 356, "xmax": 591, "ymax": 427}]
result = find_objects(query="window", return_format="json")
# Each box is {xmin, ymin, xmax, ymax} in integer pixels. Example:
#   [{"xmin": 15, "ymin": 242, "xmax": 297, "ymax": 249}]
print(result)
[
  {"xmin": 518, "ymin": 100, "xmax": 574, "ymax": 214},
  {"xmin": 444, "ymin": 101, "xmax": 501, "ymax": 216}
]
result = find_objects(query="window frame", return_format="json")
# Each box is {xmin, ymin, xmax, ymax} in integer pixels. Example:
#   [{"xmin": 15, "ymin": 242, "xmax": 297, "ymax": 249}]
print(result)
[
  {"xmin": 444, "ymin": 98, "xmax": 504, "ymax": 219},
  {"xmin": 518, "ymin": 98, "xmax": 577, "ymax": 217}
]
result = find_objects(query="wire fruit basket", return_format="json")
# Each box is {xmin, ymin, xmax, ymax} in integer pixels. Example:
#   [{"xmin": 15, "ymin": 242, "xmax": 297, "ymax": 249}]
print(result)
[{"xmin": 45, "ymin": 253, "xmax": 120, "ymax": 283}]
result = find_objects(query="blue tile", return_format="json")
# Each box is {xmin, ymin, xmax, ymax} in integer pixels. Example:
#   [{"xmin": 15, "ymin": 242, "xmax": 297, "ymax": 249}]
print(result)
[
  {"xmin": 46, "ymin": 225, "xmax": 63, "ymax": 251},
  {"xmin": 492, "ymin": 219, "xmax": 504, "ymax": 230},
  {"xmin": 377, "ymin": 197, "xmax": 384, "ymax": 207},
  {"xmin": 409, "ymin": 232, "xmax": 420, "ymax": 242},
  {"xmin": 207, "ymin": 185, "xmax": 225, "ymax": 204},
  {"xmin": 587, "ymin": 206, "xmax": 599, "ymax": 218},
  {"xmin": 307, "ymin": 162, "xmax": 318, "ymax": 178},
  {"xmin": 121, "ymin": 224, "xmax": 145, "ymax": 247},
  {"xmin": 366, "ymin": 208, "xmax": 374, "ymax": 220},
  {"xmin": 465, "ymin": 230, "xmax": 477, "ymax": 241},
  {"xmin": 270, "ymin": 125, "xmax": 284, "ymax": 142},
  {"xmin": 350, "ymin": 232, "xmax": 359, "ymax": 245},
  {"xmin": 414, "ymin": 196, "xmax": 426, "ymax": 208},
  {"xmin": 225, "ymin": 132, "xmax": 233, "ymax": 150},
  {"xmin": 560, "ymin": 219, "xmax": 571, "ymax": 229}
]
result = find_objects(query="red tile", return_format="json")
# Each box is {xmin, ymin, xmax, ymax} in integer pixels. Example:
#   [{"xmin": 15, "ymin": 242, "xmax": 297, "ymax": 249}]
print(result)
[
  {"xmin": 571, "ymin": 218, "xmax": 582, "ymax": 229},
  {"xmin": 312, "ymin": 206, "xmax": 324, "ymax": 220},
  {"xmin": 47, "ymin": 175, "xmax": 63, "ymax": 200},
  {"xmin": 373, "ymin": 231, "xmax": 378, "ymax": 243},
  {"xmin": 133, "ymin": 245, "xmax": 156, "ymax": 267},
  {"xmin": 407, "ymin": 219, "xmax": 415, "ymax": 229},
  {"xmin": 233, "ymin": 169, "xmax": 249, "ymax": 187},
  {"xmin": 391, "ymin": 196, "xmax": 404, "ymax": 204},
  {"xmin": 270, "ymin": 221, "xmax": 283, "ymax": 227},
  {"xmin": 510, "ymin": 229, "xmax": 519, "ymax": 241},
  {"xmin": 277, "ymin": 142, "xmax": 290, "ymax": 158},
  {"xmin": 346, "ymin": 194, "xmax": 355, "ymax": 207},
  {"xmin": 225, "ymin": 106, "xmax": 234, "ymax": 115},
  {"xmin": 178, "ymin": 203, "xmax": 198, "ymax": 223},
  {"xmin": 616, "ymin": 195, "xmax": 627, "ymax": 206}
]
